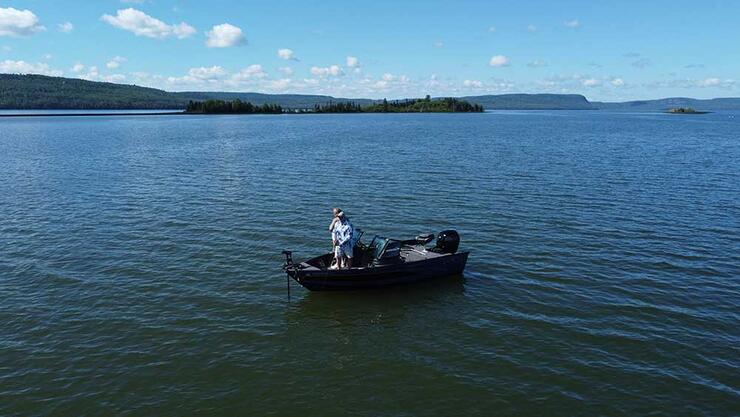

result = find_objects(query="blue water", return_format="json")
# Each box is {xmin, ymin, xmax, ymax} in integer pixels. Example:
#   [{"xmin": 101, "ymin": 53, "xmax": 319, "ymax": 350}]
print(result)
[{"xmin": 1, "ymin": 111, "xmax": 738, "ymax": 416}]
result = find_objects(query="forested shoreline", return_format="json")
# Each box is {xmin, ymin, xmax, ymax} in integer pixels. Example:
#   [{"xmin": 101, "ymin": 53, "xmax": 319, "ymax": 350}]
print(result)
[
  {"xmin": 185, "ymin": 100, "xmax": 283, "ymax": 114},
  {"xmin": 185, "ymin": 96, "xmax": 484, "ymax": 114},
  {"xmin": 7, "ymin": 74, "xmax": 735, "ymax": 111}
]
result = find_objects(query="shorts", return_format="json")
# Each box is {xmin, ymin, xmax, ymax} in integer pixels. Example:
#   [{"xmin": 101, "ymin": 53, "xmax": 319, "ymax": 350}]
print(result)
[{"xmin": 335, "ymin": 242, "xmax": 353, "ymax": 258}]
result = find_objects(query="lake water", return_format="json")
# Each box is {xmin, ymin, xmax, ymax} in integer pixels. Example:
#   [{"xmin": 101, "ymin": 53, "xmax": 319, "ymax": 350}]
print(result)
[
  {"xmin": 1, "ymin": 111, "xmax": 738, "ymax": 416},
  {"xmin": 0, "ymin": 110, "xmax": 180, "ymax": 116}
]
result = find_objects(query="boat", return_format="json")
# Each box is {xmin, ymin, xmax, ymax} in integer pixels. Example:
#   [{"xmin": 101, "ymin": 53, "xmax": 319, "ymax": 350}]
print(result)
[{"xmin": 281, "ymin": 230, "xmax": 469, "ymax": 291}]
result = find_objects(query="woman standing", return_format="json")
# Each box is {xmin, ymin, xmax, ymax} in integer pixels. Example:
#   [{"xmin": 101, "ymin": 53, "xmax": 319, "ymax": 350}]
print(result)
[
  {"xmin": 328, "ymin": 208, "xmax": 342, "ymax": 269},
  {"xmin": 331, "ymin": 210, "xmax": 354, "ymax": 269}
]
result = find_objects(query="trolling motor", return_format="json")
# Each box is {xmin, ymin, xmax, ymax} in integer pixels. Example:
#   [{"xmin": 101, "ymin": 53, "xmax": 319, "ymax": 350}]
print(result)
[
  {"xmin": 281, "ymin": 250, "xmax": 296, "ymax": 300},
  {"xmin": 282, "ymin": 250, "xmax": 294, "ymax": 271}
]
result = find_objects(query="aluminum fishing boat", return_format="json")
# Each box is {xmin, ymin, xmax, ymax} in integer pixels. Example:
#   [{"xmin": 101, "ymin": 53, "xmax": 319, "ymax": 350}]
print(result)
[{"xmin": 282, "ymin": 230, "xmax": 469, "ymax": 291}]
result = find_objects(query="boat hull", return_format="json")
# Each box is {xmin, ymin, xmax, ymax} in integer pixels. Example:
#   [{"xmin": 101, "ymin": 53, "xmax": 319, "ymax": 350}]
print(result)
[{"xmin": 288, "ymin": 252, "xmax": 469, "ymax": 291}]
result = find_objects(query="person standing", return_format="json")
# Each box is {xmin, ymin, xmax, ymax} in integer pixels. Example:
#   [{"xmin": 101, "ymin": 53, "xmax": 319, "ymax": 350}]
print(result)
[
  {"xmin": 328, "ymin": 208, "xmax": 342, "ymax": 269},
  {"xmin": 332, "ymin": 211, "xmax": 354, "ymax": 269}
]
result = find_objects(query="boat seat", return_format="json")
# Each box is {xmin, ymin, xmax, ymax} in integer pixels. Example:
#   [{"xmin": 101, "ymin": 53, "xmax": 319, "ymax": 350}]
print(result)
[{"xmin": 415, "ymin": 233, "xmax": 434, "ymax": 245}]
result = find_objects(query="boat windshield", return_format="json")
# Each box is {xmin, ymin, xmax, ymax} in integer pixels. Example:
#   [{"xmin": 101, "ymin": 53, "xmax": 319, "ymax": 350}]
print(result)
[{"xmin": 369, "ymin": 236, "xmax": 401, "ymax": 261}]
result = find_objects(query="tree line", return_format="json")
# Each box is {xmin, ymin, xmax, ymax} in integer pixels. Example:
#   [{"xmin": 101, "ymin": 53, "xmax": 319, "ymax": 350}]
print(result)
[
  {"xmin": 185, "ymin": 99, "xmax": 283, "ymax": 114},
  {"xmin": 186, "ymin": 95, "xmax": 484, "ymax": 114},
  {"xmin": 362, "ymin": 96, "xmax": 484, "ymax": 113}
]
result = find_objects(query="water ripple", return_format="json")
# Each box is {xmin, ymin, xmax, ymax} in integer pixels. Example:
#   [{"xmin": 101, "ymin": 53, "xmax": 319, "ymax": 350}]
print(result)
[{"xmin": 1, "ymin": 111, "xmax": 739, "ymax": 416}]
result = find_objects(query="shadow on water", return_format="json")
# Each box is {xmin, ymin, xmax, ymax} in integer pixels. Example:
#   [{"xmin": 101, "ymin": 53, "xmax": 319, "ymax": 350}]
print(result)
[{"xmin": 285, "ymin": 274, "xmax": 466, "ymax": 324}]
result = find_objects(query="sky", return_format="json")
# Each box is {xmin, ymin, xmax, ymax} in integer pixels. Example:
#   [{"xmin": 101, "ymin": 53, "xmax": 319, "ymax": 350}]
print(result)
[{"xmin": 0, "ymin": 0, "xmax": 738, "ymax": 100}]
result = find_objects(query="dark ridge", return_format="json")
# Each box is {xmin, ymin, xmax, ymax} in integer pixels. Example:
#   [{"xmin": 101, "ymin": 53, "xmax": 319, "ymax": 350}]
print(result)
[
  {"xmin": 459, "ymin": 93, "xmax": 594, "ymax": 110},
  {"xmin": 3, "ymin": 74, "xmax": 740, "ymax": 111},
  {"xmin": 592, "ymin": 97, "xmax": 740, "ymax": 111}
]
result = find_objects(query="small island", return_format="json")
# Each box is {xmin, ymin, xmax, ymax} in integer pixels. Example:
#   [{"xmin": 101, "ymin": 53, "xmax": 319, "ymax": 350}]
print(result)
[
  {"xmin": 185, "ymin": 100, "xmax": 284, "ymax": 114},
  {"xmin": 185, "ymin": 95, "xmax": 484, "ymax": 114},
  {"xmin": 313, "ymin": 96, "xmax": 484, "ymax": 113},
  {"xmin": 666, "ymin": 107, "xmax": 709, "ymax": 114}
]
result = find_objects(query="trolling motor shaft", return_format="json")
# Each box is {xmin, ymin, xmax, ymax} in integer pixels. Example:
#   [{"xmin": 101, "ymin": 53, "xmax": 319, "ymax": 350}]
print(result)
[
  {"xmin": 281, "ymin": 250, "xmax": 293, "ymax": 300},
  {"xmin": 281, "ymin": 250, "xmax": 294, "ymax": 271}
]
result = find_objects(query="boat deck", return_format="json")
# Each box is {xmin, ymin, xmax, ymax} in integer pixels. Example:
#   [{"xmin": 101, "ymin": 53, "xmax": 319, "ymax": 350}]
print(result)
[{"xmin": 300, "ymin": 242, "xmax": 446, "ymax": 272}]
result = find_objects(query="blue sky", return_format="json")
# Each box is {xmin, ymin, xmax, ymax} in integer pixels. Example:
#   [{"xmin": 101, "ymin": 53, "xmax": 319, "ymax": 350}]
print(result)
[{"xmin": 0, "ymin": 0, "xmax": 738, "ymax": 100}]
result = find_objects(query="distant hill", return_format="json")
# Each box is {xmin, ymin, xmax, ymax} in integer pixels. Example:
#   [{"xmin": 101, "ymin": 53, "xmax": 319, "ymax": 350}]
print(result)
[
  {"xmin": 0, "ymin": 74, "xmax": 373, "ymax": 110},
  {"xmin": 0, "ymin": 74, "xmax": 596, "ymax": 110},
  {"xmin": 3, "ymin": 74, "xmax": 740, "ymax": 111},
  {"xmin": 172, "ymin": 91, "xmax": 374, "ymax": 108},
  {"xmin": 0, "ymin": 74, "xmax": 184, "ymax": 109},
  {"xmin": 592, "ymin": 97, "xmax": 740, "ymax": 111},
  {"xmin": 460, "ymin": 93, "xmax": 594, "ymax": 110}
]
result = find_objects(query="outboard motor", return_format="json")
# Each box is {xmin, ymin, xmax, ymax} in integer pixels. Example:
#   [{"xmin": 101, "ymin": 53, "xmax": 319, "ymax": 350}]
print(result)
[{"xmin": 433, "ymin": 230, "xmax": 460, "ymax": 254}]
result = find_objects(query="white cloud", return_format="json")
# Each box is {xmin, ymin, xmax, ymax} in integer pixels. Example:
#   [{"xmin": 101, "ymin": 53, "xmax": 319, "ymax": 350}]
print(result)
[
  {"xmin": 0, "ymin": 7, "xmax": 46, "ymax": 37},
  {"xmin": 346, "ymin": 56, "xmax": 359, "ymax": 68},
  {"xmin": 58, "ymin": 22, "xmax": 74, "ymax": 33},
  {"xmin": 277, "ymin": 48, "xmax": 296, "ymax": 60},
  {"xmin": 303, "ymin": 78, "xmax": 320, "ymax": 87},
  {"xmin": 457, "ymin": 78, "xmax": 516, "ymax": 93},
  {"xmin": 487, "ymin": 79, "xmax": 515, "ymax": 91},
  {"xmin": 263, "ymin": 78, "xmax": 292, "ymax": 91},
  {"xmin": 537, "ymin": 74, "xmax": 610, "ymax": 92},
  {"xmin": 2, "ymin": 45, "xmax": 10, "ymax": 52},
  {"xmin": 42, "ymin": 53, "xmax": 52, "ymax": 60},
  {"xmin": 697, "ymin": 77, "xmax": 720, "ymax": 87},
  {"xmin": 527, "ymin": 59, "xmax": 547, "ymax": 68},
  {"xmin": 373, "ymin": 80, "xmax": 389, "ymax": 89},
  {"xmin": 153, "ymin": 65, "xmax": 313, "ymax": 91},
  {"xmin": 233, "ymin": 64, "xmax": 267, "ymax": 80},
  {"xmin": 188, "ymin": 66, "xmax": 226, "ymax": 80},
  {"xmin": 0, "ymin": 60, "xmax": 61, "ymax": 76},
  {"xmin": 129, "ymin": 71, "xmax": 164, "ymax": 87},
  {"xmin": 279, "ymin": 66, "xmax": 294, "ymax": 76},
  {"xmin": 488, "ymin": 26, "xmax": 497, "ymax": 32},
  {"xmin": 125, "ymin": 66, "xmax": 519, "ymax": 98},
  {"xmin": 643, "ymin": 77, "xmax": 735, "ymax": 90},
  {"xmin": 694, "ymin": 77, "xmax": 735, "ymax": 88},
  {"xmin": 565, "ymin": 19, "xmax": 580, "ymax": 28},
  {"xmin": 106, "ymin": 56, "xmax": 126, "ymax": 69},
  {"xmin": 67, "ymin": 64, "xmax": 125, "ymax": 83},
  {"xmin": 310, "ymin": 65, "xmax": 343, "ymax": 77},
  {"xmin": 205, "ymin": 23, "xmax": 245, "ymax": 48},
  {"xmin": 164, "ymin": 66, "xmax": 228, "ymax": 87},
  {"xmin": 80, "ymin": 65, "xmax": 99, "ymax": 80},
  {"xmin": 489, "ymin": 55, "xmax": 509, "ymax": 67},
  {"xmin": 102, "ymin": 73, "xmax": 126, "ymax": 83},
  {"xmin": 101, "ymin": 8, "xmax": 195, "ymax": 39},
  {"xmin": 527, "ymin": 24, "xmax": 537, "ymax": 32},
  {"xmin": 371, "ymin": 73, "xmax": 411, "ymax": 91},
  {"xmin": 611, "ymin": 77, "xmax": 625, "ymax": 87},
  {"xmin": 433, "ymin": 41, "xmax": 444, "ymax": 48}
]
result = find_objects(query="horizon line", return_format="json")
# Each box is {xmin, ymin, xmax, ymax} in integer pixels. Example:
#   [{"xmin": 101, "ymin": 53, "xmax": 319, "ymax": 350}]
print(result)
[{"xmin": 2, "ymin": 72, "xmax": 739, "ymax": 104}]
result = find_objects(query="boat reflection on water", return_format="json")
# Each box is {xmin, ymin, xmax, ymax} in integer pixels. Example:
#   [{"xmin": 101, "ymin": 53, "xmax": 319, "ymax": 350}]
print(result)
[
  {"xmin": 285, "ymin": 274, "xmax": 466, "ymax": 326},
  {"xmin": 280, "ymin": 274, "xmax": 467, "ymax": 373}
]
